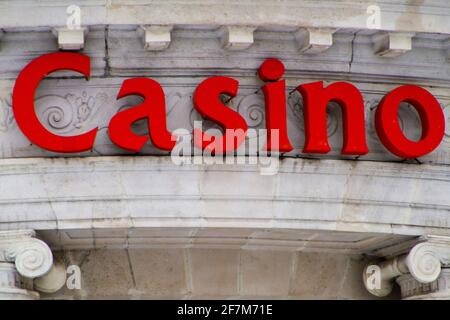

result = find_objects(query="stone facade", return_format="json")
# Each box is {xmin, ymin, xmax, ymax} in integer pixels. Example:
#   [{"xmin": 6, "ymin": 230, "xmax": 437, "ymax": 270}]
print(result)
[
  {"xmin": 0, "ymin": 0, "xmax": 450, "ymax": 299},
  {"xmin": 40, "ymin": 249, "xmax": 377, "ymax": 299}
]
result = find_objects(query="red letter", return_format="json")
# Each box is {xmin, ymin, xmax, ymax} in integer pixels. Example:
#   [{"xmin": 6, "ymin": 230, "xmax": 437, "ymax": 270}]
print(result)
[
  {"xmin": 296, "ymin": 81, "xmax": 369, "ymax": 155},
  {"xmin": 193, "ymin": 76, "xmax": 247, "ymax": 153},
  {"xmin": 108, "ymin": 78, "xmax": 175, "ymax": 152},
  {"xmin": 258, "ymin": 58, "xmax": 293, "ymax": 152},
  {"xmin": 12, "ymin": 52, "xmax": 97, "ymax": 152},
  {"xmin": 375, "ymin": 85, "xmax": 444, "ymax": 158}
]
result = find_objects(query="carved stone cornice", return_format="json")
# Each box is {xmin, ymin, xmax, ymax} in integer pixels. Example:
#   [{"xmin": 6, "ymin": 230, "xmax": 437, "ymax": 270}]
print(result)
[
  {"xmin": 373, "ymin": 32, "xmax": 415, "ymax": 57},
  {"xmin": 52, "ymin": 27, "xmax": 88, "ymax": 51},
  {"xmin": 139, "ymin": 25, "xmax": 173, "ymax": 51},
  {"xmin": 220, "ymin": 26, "xmax": 256, "ymax": 51},
  {"xmin": 295, "ymin": 28, "xmax": 336, "ymax": 54},
  {"xmin": 0, "ymin": 156, "xmax": 448, "ymax": 241},
  {"xmin": 1, "ymin": 0, "xmax": 449, "ymax": 36},
  {"xmin": 1, "ymin": 25, "xmax": 450, "ymax": 85},
  {"xmin": 364, "ymin": 236, "xmax": 450, "ymax": 299}
]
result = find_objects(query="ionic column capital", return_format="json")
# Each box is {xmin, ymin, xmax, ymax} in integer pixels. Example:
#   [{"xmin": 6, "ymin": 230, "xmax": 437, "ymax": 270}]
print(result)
[
  {"xmin": 0, "ymin": 230, "xmax": 53, "ymax": 279},
  {"xmin": 364, "ymin": 236, "xmax": 450, "ymax": 298}
]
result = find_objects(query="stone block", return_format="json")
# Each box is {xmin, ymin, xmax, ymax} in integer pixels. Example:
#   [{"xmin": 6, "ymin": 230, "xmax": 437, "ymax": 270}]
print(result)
[
  {"xmin": 128, "ymin": 248, "xmax": 188, "ymax": 298},
  {"xmin": 189, "ymin": 248, "xmax": 239, "ymax": 297},
  {"xmin": 240, "ymin": 250, "xmax": 292, "ymax": 296}
]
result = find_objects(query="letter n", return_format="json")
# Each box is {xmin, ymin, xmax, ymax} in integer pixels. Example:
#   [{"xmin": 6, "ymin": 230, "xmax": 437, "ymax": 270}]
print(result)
[{"xmin": 295, "ymin": 81, "xmax": 369, "ymax": 155}]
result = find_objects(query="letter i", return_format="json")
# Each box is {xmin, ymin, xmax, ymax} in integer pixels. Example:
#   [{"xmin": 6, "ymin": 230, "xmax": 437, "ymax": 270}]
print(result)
[{"xmin": 258, "ymin": 58, "xmax": 293, "ymax": 152}]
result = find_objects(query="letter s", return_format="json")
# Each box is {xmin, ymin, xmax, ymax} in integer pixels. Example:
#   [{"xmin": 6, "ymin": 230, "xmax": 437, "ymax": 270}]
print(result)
[
  {"xmin": 12, "ymin": 52, "xmax": 97, "ymax": 153},
  {"xmin": 193, "ymin": 76, "xmax": 247, "ymax": 153}
]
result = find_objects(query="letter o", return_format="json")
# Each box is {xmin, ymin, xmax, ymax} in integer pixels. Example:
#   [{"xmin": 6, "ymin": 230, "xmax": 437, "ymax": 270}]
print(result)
[{"xmin": 375, "ymin": 85, "xmax": 445, "ymax": 158}]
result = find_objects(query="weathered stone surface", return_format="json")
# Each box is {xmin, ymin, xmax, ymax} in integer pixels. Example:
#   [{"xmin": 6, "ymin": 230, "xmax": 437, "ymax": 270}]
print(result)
[
  {"xmin": 128, "ymin": 249, "xmax": 188, "ymax": 298},
  {"xmin": 290, "ymin": 252, "xmax": 348, "ymax": 298},
  {"xmin": 78, "ymin": 249, "xmax": 134, "ymax": 299},
  {"xmin": 189, "ymin": 249, "xmax": 239, "ymax": 297},
  {"xmin": 289, "ymin": 252, "xmax": 378, "ymax": 299},
  {"xmin": 41, "ymin": 248, "xmax": 390, "ymax": 299},
  {"xmin": 240, "ymin": 250, "xmax": 292, "ymax": 297}
]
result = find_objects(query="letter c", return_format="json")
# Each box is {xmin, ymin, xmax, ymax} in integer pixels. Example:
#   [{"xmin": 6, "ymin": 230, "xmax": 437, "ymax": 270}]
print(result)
[{"xmin": 12, "ymin": 52, "xmax": 97, "ymax": 153}]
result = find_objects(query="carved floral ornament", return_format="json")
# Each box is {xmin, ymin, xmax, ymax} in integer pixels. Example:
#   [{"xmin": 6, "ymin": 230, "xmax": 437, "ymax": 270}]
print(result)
[
  {"xmin": 37, "ymin": 92, "xmax": 107, "ymax": 133},
  {"xmin": 7, "ymin": 52, "xmax": 447, "ymax": 159}
]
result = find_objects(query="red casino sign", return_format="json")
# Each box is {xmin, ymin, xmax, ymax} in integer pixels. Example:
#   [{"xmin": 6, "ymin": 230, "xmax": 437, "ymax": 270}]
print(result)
[{"xmin": 12, "ymin": 52, "xmax": 445, "ymax": 158}]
